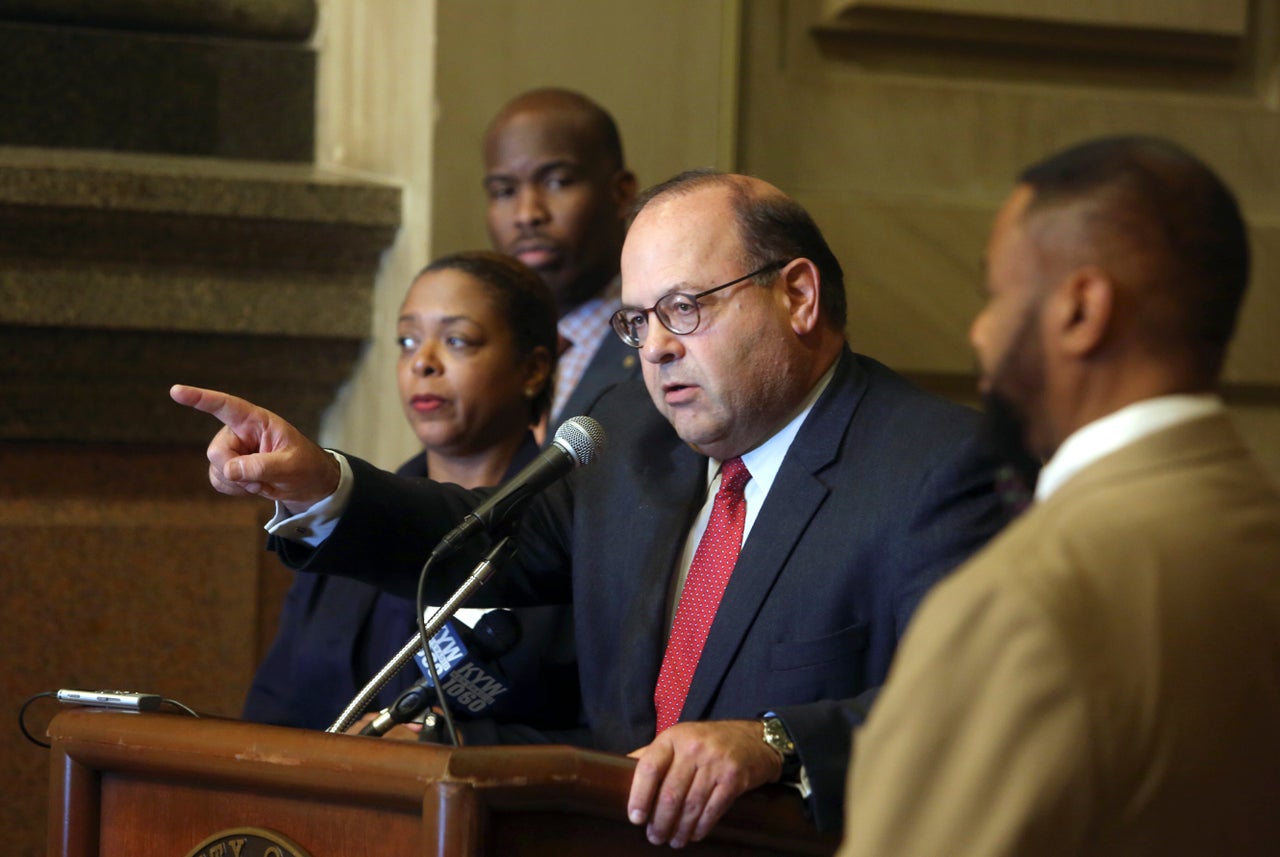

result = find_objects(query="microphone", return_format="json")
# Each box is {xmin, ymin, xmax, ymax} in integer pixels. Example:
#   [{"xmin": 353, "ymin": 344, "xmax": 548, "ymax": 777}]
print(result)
[
  {"xmin": 432, "ymin": 416, "xmax": 606, "ymax": 558},
  {"xmin": 360, "ymin": 610, "xmax": 522, "ymax": 736}
]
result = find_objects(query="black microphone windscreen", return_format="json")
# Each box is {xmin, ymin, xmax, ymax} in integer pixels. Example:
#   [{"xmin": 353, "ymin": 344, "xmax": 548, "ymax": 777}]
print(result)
[{"xmin": 470, "ymin": 609, "xmax": 522, "ymax": 659}]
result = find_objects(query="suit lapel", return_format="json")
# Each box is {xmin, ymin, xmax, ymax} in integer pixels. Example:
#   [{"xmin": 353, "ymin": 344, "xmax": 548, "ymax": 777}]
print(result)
[
  {"xmin": 554, "ymin": 334, "xmax": 641, "ymax": 434},
  {"xmin": 678, "ymin": 349, "xmax": 869, "ymax": 722},
  {"xmin": 604, "ymin": 411, "xmax": 708, "ymax": 737}
]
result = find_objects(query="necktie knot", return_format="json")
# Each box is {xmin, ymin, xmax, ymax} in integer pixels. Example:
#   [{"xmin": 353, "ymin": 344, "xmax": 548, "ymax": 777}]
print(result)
[{"xmin": 718, "ymin": 456, "xmax": 750, "ymax": 497}]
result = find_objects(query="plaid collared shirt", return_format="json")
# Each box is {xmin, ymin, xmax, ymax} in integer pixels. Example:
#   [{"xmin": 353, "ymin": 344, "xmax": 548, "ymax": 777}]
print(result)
[{"xmin": 552, "ymin": 278, "xmax": 621, "ymax": 420}]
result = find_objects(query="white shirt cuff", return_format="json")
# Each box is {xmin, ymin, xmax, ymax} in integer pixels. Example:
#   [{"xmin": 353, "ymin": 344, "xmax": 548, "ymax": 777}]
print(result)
[{"xmin": 264, "ymin": 450, "xmax": 353, "ymax": 547}]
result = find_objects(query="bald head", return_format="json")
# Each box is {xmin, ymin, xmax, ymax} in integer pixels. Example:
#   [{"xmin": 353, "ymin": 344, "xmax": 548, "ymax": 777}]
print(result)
[
  {"xmin": 634, "ymin": 170, "xmax": 848, "ymax": 333},
  {"xmin": 482, "ymin": 88, "xmax": 635, "ymax": 313}
]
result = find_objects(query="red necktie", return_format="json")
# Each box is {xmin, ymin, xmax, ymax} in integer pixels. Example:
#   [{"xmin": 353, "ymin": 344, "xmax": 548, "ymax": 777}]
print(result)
[{"xmin": 654, "ymin": 456, "xmax": 751, "ymax": 732}]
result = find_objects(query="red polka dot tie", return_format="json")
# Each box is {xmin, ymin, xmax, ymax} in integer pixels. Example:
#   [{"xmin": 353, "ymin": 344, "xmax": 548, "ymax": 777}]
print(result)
[{"xmin": 654, "ymin": 456, "xmax": 752, "ymax": 732}]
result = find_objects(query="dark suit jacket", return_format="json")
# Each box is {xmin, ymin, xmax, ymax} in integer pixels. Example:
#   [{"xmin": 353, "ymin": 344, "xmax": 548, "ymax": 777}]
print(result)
[
  {"xmin": 276, "ymin": 348, "xmax": 1010, "ymax": 829},
  {"xmin": 245, "ymin": 435, "xmax": 580, "ymax": 733},
  {"xmin": 549, "ymin": 331, "xmax": 641, "ymax": 438}
]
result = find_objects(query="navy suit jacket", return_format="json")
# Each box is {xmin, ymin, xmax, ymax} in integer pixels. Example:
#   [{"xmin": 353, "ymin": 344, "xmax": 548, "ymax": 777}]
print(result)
[
  {"xmin": 276, "ymin": 348, "xmax": 1010, "ymax": 829},
  {"xmin": 548, "ymin": 331, "xmax": 641, "ymax": 438}
]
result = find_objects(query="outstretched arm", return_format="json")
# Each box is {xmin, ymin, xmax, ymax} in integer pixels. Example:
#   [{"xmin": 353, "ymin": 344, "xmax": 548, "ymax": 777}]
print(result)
[{"xmin": 169, "ymin": 384, "xmax": 340, "ymax": 513}]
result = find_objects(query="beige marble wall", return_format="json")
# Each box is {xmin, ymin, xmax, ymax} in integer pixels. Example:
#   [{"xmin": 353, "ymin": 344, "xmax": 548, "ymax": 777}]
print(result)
[
  {"xmin": 739, "ymin": 0, "xmax": 1280, "ymax": 476},
  {"xmin": 317, "ymin": 0, "xmax": 738, "ymax": 468},
  {"xmin": 306, "ymin": 0, "xmax": 437, "ymax": 470}
]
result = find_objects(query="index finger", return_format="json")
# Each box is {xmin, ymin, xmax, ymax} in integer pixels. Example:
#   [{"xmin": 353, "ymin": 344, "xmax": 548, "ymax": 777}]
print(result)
[{"xmin": 170, "ymin": 384, "xmax": 258, "ymax": 430}]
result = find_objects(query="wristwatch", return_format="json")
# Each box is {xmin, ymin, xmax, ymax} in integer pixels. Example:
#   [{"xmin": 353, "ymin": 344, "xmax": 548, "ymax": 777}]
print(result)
[{"xmin": 760, "ymin": 715, "xmax": 802, "ymax": 782}]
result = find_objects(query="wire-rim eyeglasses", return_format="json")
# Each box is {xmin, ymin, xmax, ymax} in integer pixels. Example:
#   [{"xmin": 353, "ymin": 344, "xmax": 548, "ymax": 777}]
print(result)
[{"xmin": 610, "ymin": 259, "xmax": 789, "ymax": 348}]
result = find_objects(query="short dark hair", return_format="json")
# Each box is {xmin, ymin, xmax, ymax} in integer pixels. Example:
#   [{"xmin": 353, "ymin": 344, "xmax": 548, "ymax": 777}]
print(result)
[
  {"xmin": 493, "ymin": 87, "xmax": 626, "ymax": 172},
  {"xmin": 633, "ymin": 170, "xmax": 847, "ymax": 331},
  {"xmin": 1018, "ymin": 135, "xmax": 1249, "ymax": 378},
  {"xmin": 420, "ymin": 250, "xmax": 559, "ymax": 420}
]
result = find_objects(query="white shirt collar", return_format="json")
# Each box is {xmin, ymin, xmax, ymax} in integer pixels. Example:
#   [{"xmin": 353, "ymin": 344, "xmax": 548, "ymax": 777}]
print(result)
[
  {"xmin": 1034, "ymin": 393, "xmax": 1224, "ymax": 502},
  {"xmin": 706, "ymin": 357, "xmax": 838, "ymax": 504},
  {"xmin": 666, "ymin": 357, "xmax": 838, "ymax": 634}
]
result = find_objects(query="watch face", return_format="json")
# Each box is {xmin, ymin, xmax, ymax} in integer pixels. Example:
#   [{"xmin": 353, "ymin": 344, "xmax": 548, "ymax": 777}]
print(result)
[
  {"xmin": 762, "ymin": 717, "xmax": 803, "ymax": 784},
  {"xmin": 763, "ymin": 718, "xmax": 794, "ymax": 754}
]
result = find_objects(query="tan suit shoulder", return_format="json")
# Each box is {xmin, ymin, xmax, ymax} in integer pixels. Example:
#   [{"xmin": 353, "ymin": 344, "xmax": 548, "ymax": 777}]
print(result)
[{"xmin": 841, "ymin": 415, "xmax": 1280, "ymax": 857}]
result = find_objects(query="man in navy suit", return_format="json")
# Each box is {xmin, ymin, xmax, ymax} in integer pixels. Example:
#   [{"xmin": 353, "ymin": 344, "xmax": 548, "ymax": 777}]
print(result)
[
  {"xmin": 173, "ymin": 170, "xmax": 1009, "ymax": 847},
  {"xmin": 482, "ymin": 88, "xmax": 642, "ymax": 435}
]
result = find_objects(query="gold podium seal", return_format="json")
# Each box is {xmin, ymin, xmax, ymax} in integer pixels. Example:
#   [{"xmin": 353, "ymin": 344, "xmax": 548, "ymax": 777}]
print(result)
[{"xmin": 183, "ymin": 827, "xmax": 313, "ymax": 857}]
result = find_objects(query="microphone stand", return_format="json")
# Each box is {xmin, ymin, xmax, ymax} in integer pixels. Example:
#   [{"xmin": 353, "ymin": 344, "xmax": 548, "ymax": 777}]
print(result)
[{"xmin": 326, "ymin": 534, "xmax": 518, "ymax": 736}]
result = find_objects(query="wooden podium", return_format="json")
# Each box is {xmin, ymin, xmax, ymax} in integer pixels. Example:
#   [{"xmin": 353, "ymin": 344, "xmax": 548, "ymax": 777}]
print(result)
[{"xmin": 46, "ymin": 709, "xmax": 839, "ymax": 857}]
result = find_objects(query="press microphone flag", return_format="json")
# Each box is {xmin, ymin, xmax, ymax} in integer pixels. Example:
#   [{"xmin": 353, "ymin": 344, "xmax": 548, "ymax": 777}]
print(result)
[
  {"xmin": 432, "ymin": 415, "xmax": 606, "ymax": 557},
  {"xmin": 412, "ymin": 609, "xmax": 522, "ymax": 715},
  {"xmin": 328, "ymin": 538, "xmax": 520, "ymax": 735},
  {"xmin": 335, "ymin": 418, "xmax": 604, "ymax": 737},
  {"xmin": 360, "ymin": 610, "xmax": 522, "ymax": 736}
]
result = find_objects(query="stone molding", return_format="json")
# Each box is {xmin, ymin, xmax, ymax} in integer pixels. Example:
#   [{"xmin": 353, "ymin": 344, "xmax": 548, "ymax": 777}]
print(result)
[
  {"xmin": 0, "ymin": 146, "xmax": 402, "ymax": 443},
  {"xmin": 0, "ymin": 0, "xmax": 317, "ymax": 41},
  {"xmin": 0, "ymin": 15, "xmax": 316, "ymax": 160}
]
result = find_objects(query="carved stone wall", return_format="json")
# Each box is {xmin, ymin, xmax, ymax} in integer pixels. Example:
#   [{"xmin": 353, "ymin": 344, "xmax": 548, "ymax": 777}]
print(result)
[
  {"xmin": 0, "ymin": 5, "xmax": 401, "ymax": 856},
  {"xmin": 0, "ymin": 0, "xmax": 319, "ymax": 160},
  {"xmin": 0, "ymin": 147, "xmax": 400, "ymax": 443}
]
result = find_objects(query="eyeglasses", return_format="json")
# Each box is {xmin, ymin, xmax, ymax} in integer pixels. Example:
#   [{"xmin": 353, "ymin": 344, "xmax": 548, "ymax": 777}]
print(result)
[{"xmin": 610, "ymin": 260, "xmax": 788, "ymax": 348}]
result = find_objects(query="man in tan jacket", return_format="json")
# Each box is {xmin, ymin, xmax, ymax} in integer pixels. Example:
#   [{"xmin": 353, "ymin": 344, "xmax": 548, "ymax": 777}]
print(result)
[{"xmin": 840, "ymin": 135, "xmax": 1280, "ymax": 856}]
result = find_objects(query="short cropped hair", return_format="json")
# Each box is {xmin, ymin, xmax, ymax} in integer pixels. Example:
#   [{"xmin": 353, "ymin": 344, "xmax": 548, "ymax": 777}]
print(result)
[
  {"xmin": 1018, "ymin": 135, "xmax": 1249, "ymax": 377},
  {"xmin": 494, "ymin": 87, "xmax": 626, "ymax": 172}
]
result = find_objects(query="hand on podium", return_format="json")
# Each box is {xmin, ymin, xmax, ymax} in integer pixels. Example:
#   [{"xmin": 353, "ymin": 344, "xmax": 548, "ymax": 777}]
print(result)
[{"xmin": 626, "ymin": 720, "xmax": 783, "ymax": 849}]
